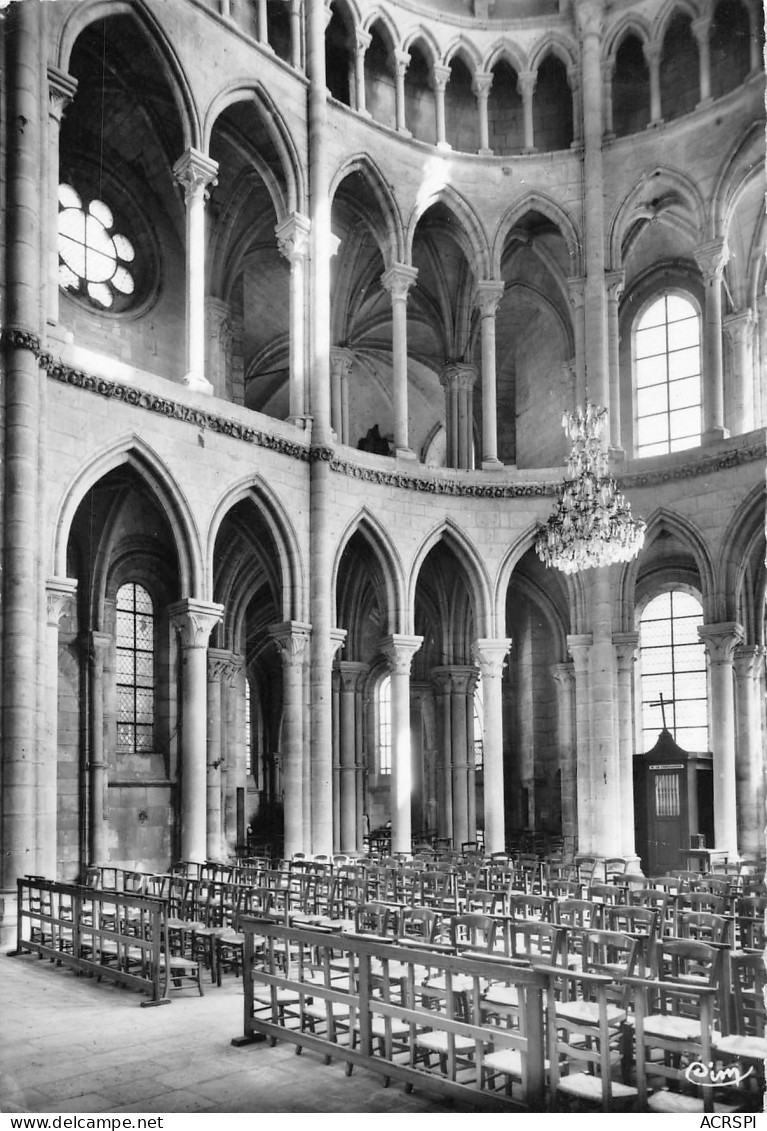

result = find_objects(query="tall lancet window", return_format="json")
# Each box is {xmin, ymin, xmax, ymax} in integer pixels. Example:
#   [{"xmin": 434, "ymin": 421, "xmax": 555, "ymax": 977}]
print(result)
[{"xmin": 116, "ymin": 582, "xmax": 155, "ymax": 754}]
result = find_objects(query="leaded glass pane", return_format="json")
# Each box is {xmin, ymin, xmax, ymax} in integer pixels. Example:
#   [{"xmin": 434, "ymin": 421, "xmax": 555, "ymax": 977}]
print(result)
[
  {"xmin": 635, "ymin": 323, "xmax": 667, "ymax": 358},
  {"xmin": 115, "ymin": 582, "xmax": 154, "ymax": 754},
  {"xmin": 667, "ymin": 317, "xmax": 699, "ymax": 351},
  {"xmin": 635, "ymin": 356, "xmax": 665, "ymax": 389}
]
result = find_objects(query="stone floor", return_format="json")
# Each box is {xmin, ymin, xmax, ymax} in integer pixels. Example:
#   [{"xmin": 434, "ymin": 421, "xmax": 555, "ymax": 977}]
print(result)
[{"xmin": 0, "ymin": 950, "xmax": 465, "ymax": 1115}]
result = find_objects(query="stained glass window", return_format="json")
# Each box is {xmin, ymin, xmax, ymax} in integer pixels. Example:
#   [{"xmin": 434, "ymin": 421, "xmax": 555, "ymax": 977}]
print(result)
[
  {"xmin": 116, "ymin": 583, "xmax": 154, "ymax": 754},
  {"xmin": 58, "ymin": 184, "xmax": 135, "ymax": 310},
  {"xmin": 378, "ymin": 674, "xmax": 391, "ymax": 774}
]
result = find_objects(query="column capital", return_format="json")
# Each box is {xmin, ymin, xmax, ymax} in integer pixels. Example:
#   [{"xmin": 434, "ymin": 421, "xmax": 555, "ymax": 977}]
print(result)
[
  {"xmin": 431, "ymin": 664, "xmax": 478, "ymax": 694},
  {"xmin": 576, "ymin": 0, "xmax": 604, "ymax": 42},
  {"xmin": 88, "ymin": 631, "xmax": 112, "ymax": 665},
  {"xmin": 733, "ymin": 643, "xmax": 765, "ymax": 681},
  {"xmin": 605, "ymin": 269, "xmax": 625, "ymax": 304},
  {"xmin": 207, "ymin": 647, "xmax": 236, "ymax": 683},
  {"xmin": 566, "ymin": 632, "xmax": 593, "ymax": 672},
  {"xmin": 567, "ymin": 275, "xmax": 587, "ymax": 309},
  {"xmin": 698, "ymin": 621, "xmax": 745, "ymax": 663},
  {"xmin": 275, "ymin": 212, "xmax": 311, "ymax": 263},
  {"xmin": 471, "ymin": 638, "xmax": 511, "ymax": 678},
  {"xmin": 329, "ymin": 346, "xmax": 355, "ymax": 379},
  {"xmin": 330, "ymin": 626, "xmax": 348, "ymax": 659},
  {"xmin": 517, "ymin": 70, "xmax": 537, "ymax": 97},
  {"xmin": 173, "ymin": 148, "xmax": 219, "ymax": 203},
  {"xmin": 379, "ymin": 634, "xmax": 423, "ymax": 675},
  {"xmin": 723, "ymin": 308, "xmax": 755, "ymax": 345},
  {"xmin": 432, "ymin": 64, "xmax": 451, "ymax": 92},
  {"xmin": 354, "ymin": 28, "xmax": 372, "ymax": 52},
  {"xmin": 392, "ymin": 49, "xmax": 411, "ymax": 76},
  {"xmin": 551, "ymin": 660, "xmax": 576, "ymax": 688},
  {"xmin": 642, "ymin": 42, "xmax": 663, "ymax": 67},
  {"xmin": 47, "ymin": 66, "xmax": 78, "ymax": 121},
  {"xmin": 338, "ymin": 660, "xmax": 368, "ymax": 690},
  {"xmin": 691, "ymin": 15, "xmax": 712, "ymax": 44},
  {"xmin": 168, "ymin": 598, "xmax": 223, "ymax": 648},
  {"xmin": 270, "ymin": 620, "xmax": 312, "ymax": 666},
  {"xmin": 472, "ymin": 71, "xmax": 493, "ymax": 99},
  {"xmin": 475, "ymin": 279, "xmax": 505, "ymax": 318},
  {"xmin": 613, "ymin": 630, "xmax": 639, "ymax": 670},
  {"xmin": 439, "ymin": 360, "xmax": 478, "ymax": 391},
  {"xmin": 694, "ymin": 239, "xmax": 729, "ymax": 281},
  {"xmin": 381, "ymin": 262, "xmax": 418, "ymax": 301},
  {"xmin": 46, "ymin": 577, "xmax": 78, "ymax": 626}
]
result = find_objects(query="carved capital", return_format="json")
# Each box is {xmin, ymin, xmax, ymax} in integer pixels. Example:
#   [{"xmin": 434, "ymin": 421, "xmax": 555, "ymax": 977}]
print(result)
[
  {"xmin": 517, "ymin": 70, "xmax": 537, "ymax": 98},
  {"xmin": 208, "ymin": 647, "xmax": 238, "ymax": 684},
  {"xmin": 338, "ymin": 660, "xmax": 368, "ymax": 691},
  {"xmin": 691, "ymin": 16, "xmax": 712, "ymax": 44},
  {"xmin": 694, "ymin": 239, "xmax": 729, "ymax": 281},
  {"xmin": 551, "ymin": 661, "xmax": 576, "ymax": 690},
  {"xmin": 168, "ymin": 599, "xmax": 223, "ymax": 649},
  {"xmin": 733, "ymin": 644, "xmax": 765, "ymax": 682},
  {"xmin": 172, "ymin": 149, "xmax": 219, "ymax": 204},
  {"xmin": 566, "ymin": 632, "xmax": 593, "ymax": 673},
  {"xmin": 472, "ymin": 71, "xmax": 493, "ymax": 100},
  {"xmin": 471, "ymin": 638, "xmax": 511, "ymax": 679},
  {"xmin": 567, "ymin": 276, "xmax": 586, "ymax": 309},
  {"xmin": 355, "ymin": 28, "xmax": 372, "ymax": 53},
  {"xmin": 605, "ymin": 270, "xmax": 625, "ymax": 305},
  {"xmin": 698, "ymin": 622, "xmax": 745, "ymax": 664},
  {"xmin": 392, "ymin": 49, "xmax": 411, "ymax": 77},
  {"xmin": 270, "ymin": 620, "xmax": 312, "ymax": 667},
  {"xmin": 430, "ymin": 664, "xmax": 477, "ymax": 695},
  {"xmin": 48, "ymin": 66, "xmax": 78, "ymax": 122},
  {"xmin": 330, "ymin": 627, "xmax": 348, "ymax": 659},
  {"xmin": 723, "ymin": 308, "xmax": 755, "ymax": 346},
  {"xmin": 576, "ymin": 0, "xmax": 604, "ymax": 42},
  {"xmin": 46, "ymin": 577, "xmax": 78, "ymax": 627},
  {"xmin": 275, "ymin": 212, "xmax": 311, "ymax": 264},
  {"xmin": 329, "ymin": 346, "xmax": 355, "ymax": 379},
  {"xmin": 612, "ymin": 630, "xmax": 639, "ymax": 670},
  {"xmin": 440, "ymin": 361, "xmax": 478, "ymax": 392},
  {"xmin": 432, "ymin": 65, "xmax": 451, "ymax": 93},
  {"xmin": 381, "ymin": 262, "xmax": 418, "ymax": 302},
  {"xmin": 475, "ymin": 279, "xmax": 505, "ymax": 318},
  {"xmin": 379, "ymin": 634, "xmax": 423, "ymax": 676}
]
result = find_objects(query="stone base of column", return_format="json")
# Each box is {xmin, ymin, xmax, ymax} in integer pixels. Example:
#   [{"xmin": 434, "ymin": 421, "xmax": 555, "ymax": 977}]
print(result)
[
  {"xmin": 183, "ymin": 372, "xmax": 214, "ymax": 395},
  {"xmin": 618, "ymin": 854, "xmax": 643, "ymax": 876},
  {"xmin": 607, "ymin": 446, "xmax": 625, "ymax": 462},
  {"xmin": 477, "ymin": 148, "xmax": 493, "ymax": 157},
  {"xmin": 395, "ymin": 446, "xmax": 417, "ymax": 460},
  {"xmin": 397, "ymin": 128, "xmax": 413, "ymax": 139},
  {"xmin": 436, "ymin": 141, "xmax": 451, "ymax": 153},
  {"xmin": 703, "ymin": 425, "xmax": 729, "ymax": 443},
  {"xmin": 287, "ymin": 414, "xmax": 311, "ymax": 429},
  {"xmin": 481, "ymin": 457, "xmax": 504, "ymax": 471}
]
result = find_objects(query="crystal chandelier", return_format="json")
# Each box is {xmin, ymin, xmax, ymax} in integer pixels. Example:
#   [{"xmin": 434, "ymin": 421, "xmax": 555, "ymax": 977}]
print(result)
[{"xmin": 535, "ymin": 402, "xmax": 646, "ymax": 574}]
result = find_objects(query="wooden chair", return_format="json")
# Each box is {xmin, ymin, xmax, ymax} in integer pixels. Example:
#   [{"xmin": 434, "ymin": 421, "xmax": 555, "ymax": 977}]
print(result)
[{"xmin": 711, "ymin": 951, "xmax": 766, "ymax": 1107}]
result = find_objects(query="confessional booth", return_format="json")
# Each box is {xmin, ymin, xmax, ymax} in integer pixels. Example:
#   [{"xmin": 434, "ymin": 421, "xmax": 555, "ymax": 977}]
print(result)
[{"xmin": 633, "ymin": 729, "xmax": 714, "ymax": 874}]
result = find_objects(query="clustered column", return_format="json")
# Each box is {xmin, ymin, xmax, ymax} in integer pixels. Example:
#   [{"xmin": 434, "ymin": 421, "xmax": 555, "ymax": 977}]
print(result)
[
  {"xmin": 694, "ymin": 240, "xmax": 729, "ymax": 441},
  {"xmin": 472, "ymin": 639, "xmax": 511, "ymax": 854},
  {"xmin": 270, "ymin": 621, "xmax": 312, "ymax": 860},
  {"xmin": 698, "ymin": 622, "xmax": 743, "ymax": 857},
  {"xmin": 169, "ymin": 599, "xmax": 223, "ymax": 862},
  {"xmin": 432, "ymin": 666, "xmax": 478, "ymax": 850},
  {"xmin": 43, "ymin": 579, "xmax": 78, "ymax": 878},
  {"xmin": 380, "ymin": 263, "xmax": 418, "ymax": 458},
  {"xmin": 329, "ymin": 347, "xmax": 354, "ymax": 445},
  {"xmin": 723, "ymin": 309, "xmax": 755, "ymax": 435},
  {"xmin": 88, "ymin": 632, "xmax": 112, "ymax": 866},
  {"xmin": 551, "ymin": 662, "xmax": 577, "ymax": 860},
  {"xmin": 440, "ymin": 362, "xmax": 477, "ymax": 470},
  {"xmin": 379, "ymin": 635, "xmax": 422, "ymax": 854},
  {"xmin": 276, "ymin": 212, "xmax": 311, "ymax": 424},
  {"xmin": 733, "ymin": 645, "xmax": 766, "ymax": 858},
  {"xmin": 173, "ymin": 148, "xmax": 219, "ymax": 394}
]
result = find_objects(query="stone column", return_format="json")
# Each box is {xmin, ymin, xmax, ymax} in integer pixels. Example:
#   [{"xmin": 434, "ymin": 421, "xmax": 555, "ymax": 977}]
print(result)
[
  {"xmin": 552, "ymin": 662, "xmax": 577, "ymax": 860},
  {"xmin": 381, "ymin": 263, "xmax": 418, "ymax": 458},
  {"xmin": 476, "ymin": 281, "xmax": 505, "ymax": 468},
  {"xmin": 270, "ymin": 622, "xmax": 312, "ymax": 858},
  {"xmin": 613, "ymin": 631, "xmax": 640, "ymax": 864},
  {"xmin": 692, "ymin": 17, "xmax": 712, "ymax": 104},
  {"xmin": 222, "ymin": 653, "xmax": 244, "ymax": 856},
  {"xmin": 47, "ymin": 68, "xmax": 78, "ymax": 326},
  {"xmin": 440, "ymin": 362, "xmax": 477, "ymax": 469},
  {"xmin": 329, "ymin": 347, "xmax": 354, "ymax": 444},
  {"xmin": 517, "ymin": 70, "xmax": 536, "ymax": 151},
  {"xmin": 567, "ymin": 634, "xmax": 593, "ymax": 853},
  {"xmin": 393, "ymin": 50, "xmax": 411, "ymax": 135},
  {"xmin": 431, "ymin": 669, "xmax": 454, "ymax": 842},
  {"xmin": 601, "ymin": 61, "xmax": 614, "ymax": 137},
  {"xmin": 569, "ymin": 65, "xmax": 583, "ymax": 148},
  {"xmin": 472, "ymin": 639, "xmax": 511, "ymax": 854},
  {"xmin": 694, "ymin": 240, "xmax": 729, "ymax": 441},
  {"xmin": 42, "ymin": 580, "xmax": 77, "ymax": 878},
  {"xmin": 567, "ymin": 277, "xmax": 587, "ymax": 406},
  {"xmin": 379, "ymin": 635, "xmax": 422, "ymax": 854},
  {"xmin": 353, "ymin": 30, "xmax": 371, "ymax": 114},
  {"xmin": 276, "ymin": 213, "xmax": 311, "ymax": 424},
  {"xmin": 257, "ymin": 0, "xmax": 269, "ymax": 46},
  {"xmin": 733, "ymin": 645, "xmax": 765, "ymax": 859},
  {"xmin": 207, "ymin": 649, "xmax": 232, "ymax": 860},
  {"xmin": 723, "ymin": 309, "xmax": 755, "ymax": 435},
  {"xmin": 432, "ymin": 666, "xmax": 478, "ymax": 849},
  {"xmin": 587, "ymin": 568, "xmax": 622, "ymax": 857},
  {"xmin": 290, "ymin": 0, "xmax": 302, "ymax": 67},
  {"xmin": 169, "ymin": 600, "xmax": 223, "ymax": 862},
  {"xmin": 578, "ymin": 0, "xmax": 609, "ymax": 412},
  {"xmin": 3, "ymin": 0, "xmax": 44, "ymax": 894},
  {"xmin": 606, "ymin": 270, "xmax": 624, "ymax": 451},
  {"xmin": 757, "ymin": 295, "xmax": 767, "ymax": 429},
  {"xmin": 338, "ymin": 661, "xmax": 367, "ymax": 852},
  {"xmin": 644, "ymin": 44, "xmax": 662, "ymax": 124},
  {"xmin": 173, "ymin": 149, "xmax": 219, "ymax": 393},
  {"xmin": 88, "ymin": 633, "xmax": 111, "ymax": 866},
  {"xmin": 472, "ymin": 72, "xmax": 493, "ymax": 155},
  {"xmin": 432, "ymin": 65, "xmax": 451, "ymax": 149},
  {"xmin": 206, "ymin": 298, "xmax": 232, "ymax": 400},
  {"xmin": 698, "ymin": 622, "xmax": 744, "ymax": 857}
]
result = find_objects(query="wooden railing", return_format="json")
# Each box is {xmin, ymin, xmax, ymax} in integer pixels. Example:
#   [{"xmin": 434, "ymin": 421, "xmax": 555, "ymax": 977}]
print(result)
[
  {"xmin": 236, "ymin": 915, "xmax": 549, "ymax": 1111},
  {"xmin": 15, "ymin": 877, "xmax": 170, "ymax": 1006}
]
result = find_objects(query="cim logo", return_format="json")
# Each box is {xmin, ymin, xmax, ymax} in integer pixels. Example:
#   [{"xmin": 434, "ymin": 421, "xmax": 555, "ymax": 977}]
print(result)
[{"xmin": 684, "ymin": 1061, "xmax": 755, "ymax": 1088}]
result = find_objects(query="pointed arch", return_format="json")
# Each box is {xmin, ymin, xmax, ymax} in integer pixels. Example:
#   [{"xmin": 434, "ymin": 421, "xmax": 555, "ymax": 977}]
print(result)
[
  {"xmin": 493, "ymin": 523, "xmax": 576, "ymax": 642},
  {"xmin": 331, "ymin": 508, "xmax": 407, "ymax": 635},
  {"xmin": 402, "ymin": 27, "xmax": 442, "ymax": 68},
  {"xmin": 608, "ymin": 166, "xmax": 706, "ymax": 268},
  {"xmin": 652, "ymin": 0, "xmax": 700, "ymax": 48},
  {"xmin": 528, "ymin": 32, "xmax": 578, "ymax": 74},
  {"xmin": 493, "ymin": 192, "xmax": 582, "ymax": 278},
  {"xmin": 717, "ymin": 482, "xmax": 766, "ymax": 633},
  {"xmin": 206, "ymin": 474, "xmax": 306, "ymax": 624},
  {"xmin": 615, "ymin": 506, "xmax": 717, "ymax": 629},
  {"xmin": 203, "ymin": 83, "xmax": 304, "ymax": 213},
  {"xmin": 408, "ymin": 518, "xmax": 492, "ymax": 638},
  {"xmin": 443, "ymin": 36, "xmax": 483, "ymax": 72},
  {"xmin": 329, "ymin": 153, "xmax": 405, "ymax": 264},
  {"xmin": 483, "ymin": 38, "xmax": 528, "ymax": 76},
  {"xmin": 362, "ymin": 8, "xmax": 401, "ymax": 48},
  {"xmin": 57, "ymin": 0, "xmax": 199, "ymax": 149},
  {"xmin": 604, "ymin": 13, "xmax": 653, "ymax": 63},
  {"xmin": 406, "ymin": 184, "xmax": 491, "ymax": 278},
  {"xmin": 52, "ymin": 435, "xmax": 201, "ymax": 597},
  {"xmin": 710, "ymin": 121, "xmax": 765, "ymax": 239}
]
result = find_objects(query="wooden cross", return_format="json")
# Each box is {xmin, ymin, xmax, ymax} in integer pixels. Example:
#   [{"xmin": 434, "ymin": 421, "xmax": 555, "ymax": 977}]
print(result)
[{"xmin": 649, "ymin": 692, "xmax": 675, "ymax": 729}]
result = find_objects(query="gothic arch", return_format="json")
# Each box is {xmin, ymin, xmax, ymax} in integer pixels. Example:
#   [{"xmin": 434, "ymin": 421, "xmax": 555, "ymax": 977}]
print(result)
[
  {"xmin": 57, "ymin": 0, "xmax": 199, "ymax": 150},
  {"xmin": 608, "ymin": 166, "xmax": 706, "ymax": 268},
  {"xmin": 408, "ymin": 519, "xmax": 492, "ymax": 638},
  {"xmin": 52, "ymin": 435, "xmax": 201, "ymax": 597},
  {"xmin": 603, "ymin": 13, "xmax": 653, "ymax": 64},
  {"xmin": 402, "ymin": 27, "xmax": 442, "ymax": 68},
  {"xmin": 651, "ymin": 0, "xmax": 702, "ymax": 50},
  {"xmin": 332, "ymin": 508, "xmax": 407, "ymax": 636},
  {"xmin": 442, "ymin": 36, "xmax": 483, "ymax": 72},
  {"xmin": 710, "ymin": 121, "xmax": 765, "ymax": 238},
  {"xmin": 528, "ymin": 32, "xmax": 578, "ymax": 75},
  {"xmin": 717, "ymin": 482, "xmax": 766, "ymax": 633},
  {"xmin": 361, "ymin": 8, "xmax": 401, "ymax": 48},
  {"xmin": 483, "ymin": 39, "xmax": 528, "ymax": 76},
  {"xmin": 329, "ymin": 153, "xmax": 405, "ymax": 265},
  {"xmin": 493, "ymin": 192, "xmax": 582, "ymax": 278},
  {"xmin": 406, "ymin": 185, "xmax": 491, "ymax": 279}
]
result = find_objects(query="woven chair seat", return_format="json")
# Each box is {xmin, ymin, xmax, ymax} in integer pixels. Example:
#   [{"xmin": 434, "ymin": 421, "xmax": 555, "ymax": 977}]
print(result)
[
  {"xmin": 712, "ymin": 1031, "xmax": 767, "ymax": 1059},
  {"xmin": 415, "ymin": 1030, "xmax": 482, "ymax": 1054},
  {"xmin": 303, "ymin": 1000, "xmax": 352, "ymax": 1020},
  {"xmin": 557, "ymin": 1073, "xmax": 637, "ymax": 1100},
  {"xmin": 642, "ymin": 1013, "xmax": 702, "ymax": 1040},
  {"xmin": 555, "ymin": 1000, "xmax": 626, "ymax": 1026},
  {"xmin": 647, "ymin": 1091, "xmax": 739, "ymax": 1114},
  {"xmin": 482, "ymin": 985, "xmax": 519, "ymax": 1007}
]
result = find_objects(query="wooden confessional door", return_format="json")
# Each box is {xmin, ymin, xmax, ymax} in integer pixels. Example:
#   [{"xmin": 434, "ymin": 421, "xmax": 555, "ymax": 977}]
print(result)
[{"xmin": 646, "ymin": 764, "xmax": 686, "ymax": 875}]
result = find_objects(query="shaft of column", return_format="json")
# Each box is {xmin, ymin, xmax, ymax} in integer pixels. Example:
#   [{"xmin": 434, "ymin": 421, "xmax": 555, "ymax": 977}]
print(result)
[
  {"xmin": 207, "ymin": 653, "xmax": 228, "ymax": 860},
  {"xmin": 307, "ymin": 0, "xmax": 332, "ymax": 443},
  {"xmin": 606, "ymin": 272, "xmax": 624, "ymax": 450},
  {"xmin": 613, "ymin": 632, "xmax": 640, "ymax": 863},
  {"xmin": 3, "ymin": 0, "xmax": 44, "ymax": 890},
  {"xmin": 173, "ymin": 150, "xmax": 218, "ymax": 393},
  {"xmin": 472, "ymin": 640, "xmax": 511, "ymax": 854},
  {"xmin": 380, "ymin": 635, "xmax": 422, "ymax": 854},
  {"xmin": 257, "ymin": 0, "xmax": 268, "ymax": 44},
  {"xmin": 552, "ymin": 663, "xmax": 577, "ymax": 859},
  {"xmin": 518, "ymin": 72, "xmax": 536, "ymax": 151},
  {"xmin": 89, "ymin": 634, "xmax": 111, "ymax": 865},
  {"xmin": 271, "ymin": 622, "xmax": 311, "ymax": 857},
  {"xmin": 695, "ymin": 241, "xmax": 729, "ymax": 440},
  {"xmin": 276, "ymin": 214, "xmax": 311, "ymax": 424},
  {"xmin": 476, "ymin": 282, "xmax": 504, "ymax": 468},
  {"xmin": 354, "ymin": 31, "xmax": 371, "ymax": 113},
  {"xmin": 47, "ymin": 69, "xmax": 78, "ymax": 326},
  {"xmin": 43, "ymin": 581, "xmax": 77, "ymax": 878},
  {"xmin": 699, "ymin": 623, "xmax": 744, "ymax": 857},
  {"xmin": 567, "ymin": 635, "xmax": 593, "ymax": 853},
  {"xmin": 723, "ymin": 310, "xmax": 755, "ymax": 435},
  {"xmin": 433, "ymin": 66, "xmax": 450, "ymax": 148},
  {"xmin": 339, "ymin": 663, "xmax": 365, "ymax": 852},
  {"xmin": 734, "ymin": 646, "xmax": 765, "ymax": 858},
  {"xmin": 692, "ymin": 18, "xmax": 712, "ymax": 103},
  {"xmin": 381, "ymin": 264, "xmax": 417, "ymax": 457},
  {"xmin": 644, "ymin": 46, "xmax": 662, "ymax": 122},
  {"xmin": 450, "ymin": 679, "xmax": 470, "ymax": 849},
  {"xmin": 393, "ymin": 51, "xmax": 409, "ymax": 134},
  {"xmin": 170, "ymin": 601, "xmax": 223, "ymax": 863},
  {"xmin": 290, "ymin": 0, "xmax": 301, "ymax": 67},
  {"xmin": 473, "ymin": 74, "xmax": 492, "ymax": 154}
]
